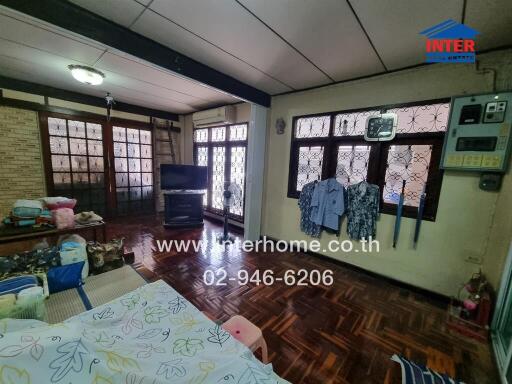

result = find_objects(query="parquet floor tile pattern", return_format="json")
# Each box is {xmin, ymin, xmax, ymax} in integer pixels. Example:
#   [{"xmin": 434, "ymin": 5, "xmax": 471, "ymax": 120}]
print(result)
[{"xmin": 107, "ymin": 215, "xmax": 498, "ymax": 384}]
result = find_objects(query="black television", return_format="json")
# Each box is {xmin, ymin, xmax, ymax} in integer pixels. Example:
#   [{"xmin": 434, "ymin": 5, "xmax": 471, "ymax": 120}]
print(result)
[{"xmin": 160, "ymin": 164, "xmax": 208, "ymax": 190}]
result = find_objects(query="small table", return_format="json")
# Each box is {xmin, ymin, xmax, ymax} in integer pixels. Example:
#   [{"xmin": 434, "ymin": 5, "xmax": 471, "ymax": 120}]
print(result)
[{"xmin": 0, "ymin": 222, "xmax": 106, "ymax": 254}]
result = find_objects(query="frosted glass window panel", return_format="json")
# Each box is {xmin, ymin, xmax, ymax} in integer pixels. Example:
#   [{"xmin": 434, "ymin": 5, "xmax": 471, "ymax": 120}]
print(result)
[
  {"xmin": 87, "ymin": 140, "xmax": 103, "ymax": 156},
  {"xmin": 193, "ymin": 128, "xmax": 208, "ymax": 143},
  {"xmin": 89, "ymin": 157, "xmax": 104, "ymax": 172},
  {"xmin": 49, "ymin": 136, "xmax": 68, "ymax": 154},
  {"xmin": 71, "ymin": 156, "xmax": 88, "ymax": 172},
  {"xmin": 141, "ymin": 159, "xmax": 152, "ymax": 172},
  {"xmin": 390, "ymin": 103, "xmax": 450, "ymax": 134},
  {"xmin": 295, "ymin": 116, "xmax": 330, "ymax": 138},
  {"xmin": 114, "ymin": 142, "xmax": 127, "ymax": 157},
  {"xmin": 211, "ymin": 146, "xmax": 225, "ymax": 209},
  {"xmin": 335, "ymin": 145, "xmax": 371, "ymax": 185},
  {"xmin": 128, "ymin": 143, "xmax": 140, "ymax": 158},
  {"xmin": 69, "ymin": 138, "xmax": 87, "ymax": 155},
  {"xmin": 113, "ymin": 126, "xmax": 126, "ymax": 142},
  {"xmin": 334, "ymin": 110, "xmax": 379, "ymax": 136},
  {"xmin": 140, "ymin": 145, "xmax": 152, "ymax": 158},
  {"xmin": 48, "ymin": 118, "xmax": 67, "ymax": 136},
  {"xmin": 296, "ymin": 146, "xmax": 324, "ymax": 191},
  {"xmin": 383, "ymin": 144, "xmax": 432, "ymax": 207},
  {"xmin": 141, "ymin": 173, "xmax": 153, "ymax": 186},
  {"xmin": 115, "ymin": 158, "xmax": 128, "ymax": 172},
  {"xmin": 86, "ymin": 123, "xmax": 102, "ymax": 139},
  {"xmin": 129, "ymin": 172, "xmax": 142, "ymax": 187},
  {"xmin": 116, "ymin": 173, "xmax": 128, "ymax": 187},
  {"xmin": 51, "ymin": 155, "xmax": 70, "ymax": 172},
  {"xmin": 126, "ymin": 128, "xmax": 140, "ymax": 143},
  {"xmin": 128, "ymin": 158, "xmax": 141, "ymax": 172},
  {"xmin": 229, "ymin": 124, "xmax": 247, "ymax": 141},
  {"xmin": 140, "ymin": 130, "xmax": 152, "ymax": 144},
  {"xmin": 68, "ymin": 120, "xmax": 86, "ymax": 138},
  {"xmin": 211, "ymin": 127, "xmax": 226, "ymax": 142}
]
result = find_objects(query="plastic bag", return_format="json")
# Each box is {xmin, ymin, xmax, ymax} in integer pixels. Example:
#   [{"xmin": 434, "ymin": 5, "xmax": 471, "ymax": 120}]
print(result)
[{"xmin": 52, "ymin": 208, "xmax": 75, "ymax": 229}]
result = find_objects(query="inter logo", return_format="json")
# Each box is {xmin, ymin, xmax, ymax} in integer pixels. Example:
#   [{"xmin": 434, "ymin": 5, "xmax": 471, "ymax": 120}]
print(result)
[{"xmin": 420, "ymin": 19, "xmax": 479, "ymax": 63}]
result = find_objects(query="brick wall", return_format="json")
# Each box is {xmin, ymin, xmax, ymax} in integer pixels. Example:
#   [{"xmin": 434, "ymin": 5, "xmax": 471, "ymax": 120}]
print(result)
[{"xmin": 0, "ymin": 106, "xmax": 46, "ymax": 218}]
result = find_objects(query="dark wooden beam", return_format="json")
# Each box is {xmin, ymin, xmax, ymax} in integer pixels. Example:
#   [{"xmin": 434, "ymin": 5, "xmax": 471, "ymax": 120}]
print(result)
[
  {"xmin": 0, "ymin": 95, "xmax": 181, "ymax": 132},
  {"xmin": 0, "ymin": 75, "xmax": 179, "ymax": 121},
  {"xmin": 0, "ymin": 0, "xmax": 271, "ymax": 107}
]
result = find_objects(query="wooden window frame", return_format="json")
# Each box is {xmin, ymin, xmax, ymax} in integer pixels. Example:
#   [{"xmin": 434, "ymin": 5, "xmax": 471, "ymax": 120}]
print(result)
[
  {"xmin": 287, "ymin": 98, "xmax": 449, "ymax": 221},
  {"xmin": 193, "ymin": 122, "xmax": 248, "ymax": 222}
]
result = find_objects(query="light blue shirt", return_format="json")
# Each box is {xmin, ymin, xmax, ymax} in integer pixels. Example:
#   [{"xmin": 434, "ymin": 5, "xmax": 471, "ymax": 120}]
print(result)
[{"xmin": 310, "ymin": 178, "xmax": 345, "ymax": 230}]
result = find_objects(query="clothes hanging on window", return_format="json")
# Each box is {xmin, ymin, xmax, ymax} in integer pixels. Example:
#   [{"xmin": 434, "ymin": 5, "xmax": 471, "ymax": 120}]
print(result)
[
  {"xmin": 346, "ymin": 181, "xmax": 380, "ymax": 240},
  {"xmin": 298, "ymin": 181, "xmax": 321, "ymax": 238},
  {"xmin": 310, "ymin": 178, "xmax": 345, "ymax": 231}
]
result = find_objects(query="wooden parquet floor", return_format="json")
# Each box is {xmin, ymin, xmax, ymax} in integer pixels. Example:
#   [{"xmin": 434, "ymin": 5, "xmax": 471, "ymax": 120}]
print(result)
[{"xmin": 107, "ymin": 215, "xmax": 498, "ymax": 384}]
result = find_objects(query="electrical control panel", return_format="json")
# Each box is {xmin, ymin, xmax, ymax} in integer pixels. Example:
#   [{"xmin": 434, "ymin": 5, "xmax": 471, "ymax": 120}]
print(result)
[{"xmin": 441, "ymin": 92, "xmax": 512, "ymax": 172}]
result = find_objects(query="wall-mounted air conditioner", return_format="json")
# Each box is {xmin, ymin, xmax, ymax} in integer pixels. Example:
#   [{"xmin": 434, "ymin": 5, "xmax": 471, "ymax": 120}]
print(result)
[{"xmin": 192, "ymin": 106, "xmax": 236, "ymax": 127}]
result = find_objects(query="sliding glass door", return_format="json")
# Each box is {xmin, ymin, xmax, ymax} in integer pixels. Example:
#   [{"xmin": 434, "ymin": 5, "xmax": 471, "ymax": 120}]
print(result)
[
  {"xmin": 41, "ymin": 113, "xmax": 154, "ymax": 217},
  {"xmin": 492, "ymin": 242, "xmax": 512, "ymax": 383}
]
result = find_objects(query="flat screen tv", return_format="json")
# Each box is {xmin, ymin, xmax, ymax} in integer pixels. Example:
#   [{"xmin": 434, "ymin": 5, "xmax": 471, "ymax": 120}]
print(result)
[{"xmin": 160, "ymin": 164, "xmax": 208, "ymax": 190}]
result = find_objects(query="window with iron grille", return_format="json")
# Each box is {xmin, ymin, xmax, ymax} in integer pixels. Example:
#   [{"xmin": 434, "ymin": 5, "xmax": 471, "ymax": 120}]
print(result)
[
  {"xmin": 288, "ymin": 100, "xmax": 449, "ymax": 220},
  {"xmin": 193, "ymin": 123, "xmax": 248, "ymax": 221}
]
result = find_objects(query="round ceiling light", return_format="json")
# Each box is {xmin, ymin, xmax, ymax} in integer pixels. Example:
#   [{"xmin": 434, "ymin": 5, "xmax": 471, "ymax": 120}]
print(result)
[{"xmin": 68, "ymin": 65, "xmax": 105, "ymax": 85}]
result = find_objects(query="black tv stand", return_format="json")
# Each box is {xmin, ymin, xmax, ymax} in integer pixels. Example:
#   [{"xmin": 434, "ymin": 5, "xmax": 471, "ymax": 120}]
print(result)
[{"xmin": 163, "ymin": 191, "xmax": 205, "ymax": 228}]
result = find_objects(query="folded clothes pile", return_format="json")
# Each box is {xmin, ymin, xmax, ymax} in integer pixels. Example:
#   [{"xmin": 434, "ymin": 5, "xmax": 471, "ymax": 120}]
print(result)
[{"xmin": 3, "ymin": 199, "xmax": 53, "ymax": 227}]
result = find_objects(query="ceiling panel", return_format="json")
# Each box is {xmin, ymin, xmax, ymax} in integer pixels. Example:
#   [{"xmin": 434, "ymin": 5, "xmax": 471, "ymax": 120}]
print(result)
[
  {"xmin": 238, "ymin": 0, "xmax": 385, "ymax": 81},
  {"xmin": 69, "ymin": 0, "xmax": 145, "ymax": 28},
  {"xmin": 131, "ymin": 9, "xmax": 292, "ymax": 94},
  {"xmin": 352, "ymin": 0, "xmax": 464, "ymax": 69},
  {"xmin": 0, "ymin": 12, "xmax": 104, "ymax": 66},
  {"xmin": 97, "ymin": 51, "xmax": 239, "ymax": 105},
  {"xmin": 465, "ymin": 0, "xmax": 512, "ymax": 51},
  {"xmin": 146, "ymin": 0, "xmax": 332, "ymax": 90},
  {"xmin": 0, "ymin": 7, "xmax": 242, "ymax": 113}
]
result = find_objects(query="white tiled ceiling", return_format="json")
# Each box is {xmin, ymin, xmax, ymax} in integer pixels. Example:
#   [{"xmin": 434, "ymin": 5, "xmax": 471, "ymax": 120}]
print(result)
[
  {"xmin": 464, "ymin": 0, "xmax": 512, "ymax": 51},
  {"xmin": 0, "ymin": 7, "xmax": 240, "ymax": 114},
  {"xmin": 351, "ymin": 0, "xmax": 465, "ymax": 70},
  {"xmin": 1, "ymin": 0, "xmax": 510, "ymax": 114},
  {"xmin": 237, "ymin": 0, "xmax": 385, "ymax": 81}
]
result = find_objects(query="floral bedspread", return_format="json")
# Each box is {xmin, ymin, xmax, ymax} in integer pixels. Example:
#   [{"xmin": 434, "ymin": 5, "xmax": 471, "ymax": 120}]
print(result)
[{"xmin": 0, "ymin": 280, "xmax": 289, "ymax": 384}]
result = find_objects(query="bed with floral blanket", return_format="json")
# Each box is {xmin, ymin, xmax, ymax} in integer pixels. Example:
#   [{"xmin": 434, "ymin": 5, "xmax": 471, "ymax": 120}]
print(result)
[{"xmin": 0, "ymin": 280, "xmax": 289, "ymax": 384}]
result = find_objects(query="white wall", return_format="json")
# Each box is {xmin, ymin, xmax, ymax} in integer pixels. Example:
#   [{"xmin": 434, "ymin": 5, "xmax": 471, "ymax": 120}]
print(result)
[{"xmin": 262, "ymin": 49, "xmax": 512, "ymax": 296}]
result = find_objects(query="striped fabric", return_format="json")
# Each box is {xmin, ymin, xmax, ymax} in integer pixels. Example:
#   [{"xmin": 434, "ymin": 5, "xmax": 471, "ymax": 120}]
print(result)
[{"xmin": 391, "ymin": 355, "xmax": 466, "ymax": 384}]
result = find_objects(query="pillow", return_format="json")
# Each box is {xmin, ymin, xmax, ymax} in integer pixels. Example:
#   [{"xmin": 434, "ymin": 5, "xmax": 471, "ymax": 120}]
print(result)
[
  {"xmin": 42, "ymin": 197, "xmax": 77, "ymax": 210},
  {"xmin": 47, "ymin": 262, "xmax": 84, "ymax": 293},
  {"xmin": 0, "ymin": 275, "xmax": 39, "ymax": 295}
]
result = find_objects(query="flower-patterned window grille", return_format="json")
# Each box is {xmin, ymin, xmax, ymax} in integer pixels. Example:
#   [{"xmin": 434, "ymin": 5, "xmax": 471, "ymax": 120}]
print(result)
[
  {"xmin": 289, "ymin": 99, "xmax": 449, "ymax": 220},
  {"xmin": 47, "ymin": 117, "xmax": 106, "ymax": 214},
  {"xmin": 193, "ymin": 123, "xmax": 248, "ymax": 220},
  {"xmin": 113, "ymin": 126, "xmax": 153, "ymax": 215}
]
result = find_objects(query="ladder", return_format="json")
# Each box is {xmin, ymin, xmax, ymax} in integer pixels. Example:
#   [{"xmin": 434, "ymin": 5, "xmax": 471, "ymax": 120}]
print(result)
[{"xmin": 153, "ymin": 118, "xmax": 177, "ymax": 164}]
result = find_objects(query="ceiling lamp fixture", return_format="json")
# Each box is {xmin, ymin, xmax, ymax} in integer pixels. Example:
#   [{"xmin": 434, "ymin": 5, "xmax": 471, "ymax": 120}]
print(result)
[{"xmin": 68, "ymin": 65, "xmax": 105, "ymax": 85}]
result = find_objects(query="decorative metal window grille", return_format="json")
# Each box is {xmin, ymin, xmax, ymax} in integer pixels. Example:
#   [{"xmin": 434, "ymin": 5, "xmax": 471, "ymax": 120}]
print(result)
[
  {"xmin": 335, "ymin": 145, "xmax": 371, "ymax": 186},
  {"xmin": 194, "ymin": 128, "xmax": 208, "ymax": 143},
  {"xmin": 113, "ymin": 126, "xmax": 153, "ymax": 215},
  {"xmin": 229, "ymin": 146, "xmax": 246, "ymax": 216},
  {"xmin": 211, "ymin": 146, "xmax": 225, "ymax": 210},
  {"xmin": 196, "ymin": 146, "xmax": 208, "ymax": 206},
  {"xmin": 295, "ymin": 116, "xmax": 331, "ymax": 138},
  {"xmin": 334, "ymin": 110, "xmax": 380, "ymax": 136},
  {"xmin": 47, "ymin": 117, "xmax": 106, "ymax": 214},
  {"xmin": 229, "ymin": 124, "xmax": 247, "ymax": 141},
  {"xmin": 288, "ymin": 99, "xmax": 449, "ymax": 220},
  {"xmin": 383, "ymin": 144, "xmax": 432, "ymax": 207},
  {"xmin": 296, "ymin": 146, "xmax": 324, "ymax": 191},
  {"xmin": 193, "ymin": 123, "xmax": 248, "ymax": 220},
  {"xmin": 211, "ymin": 127, "xmax": 226, "ymax": 142}
]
